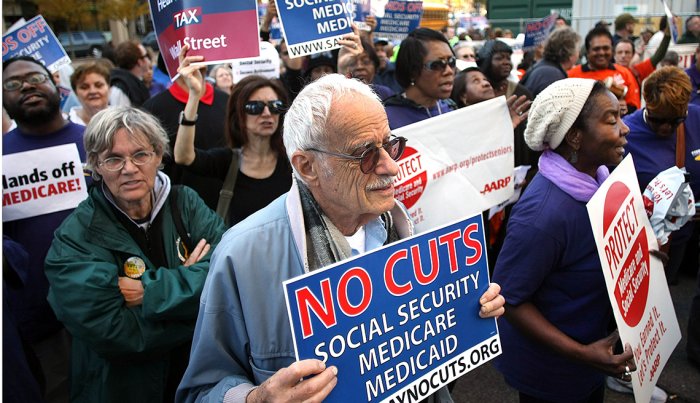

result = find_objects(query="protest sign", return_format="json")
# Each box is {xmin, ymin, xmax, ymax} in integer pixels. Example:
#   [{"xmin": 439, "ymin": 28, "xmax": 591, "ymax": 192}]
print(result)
[
  {"xmin": 587, "ymin": 155, "xmax": 681, "ymax": 403},
  {"xmin": 393, "ymin": 96, "xmax": 514, "ymax": 233},
  {"xmin": 646, "ymin": 43, "xmax": 697, "ymax": 68},
  {"xmin": 2, "ymin": 15, "xmax": 70, "ymax": 73},
  {"xmin": 352, "ymin": 0, "xmax": 372, "ymax": 30},
  {"xmin": 3, "ymin": 144, "xmax": 88, "ymax": 222},
  {"xmin": 661, "ymin": 0, "xmax": 679, "ymax": 43},
  {"xmin": 231, "ymin": 41, "xmax": 280, "ymax": 83},
  {"xmin": 284, "ymin": 214, "xmax": 499, "ymax": 403},
  {"xmin": 523, "ymin": 13, "xmax": 557, "ymax": 49},
  {"xmin": 277, "ymin": 0, "xmax": 354, "ymax": 57},
  {"xmin": 374, "ymin": 0, "xmax": 424, "ymax": 41},
  {"xmin": 148, "ymin": 0, "xmax": 260, "ymax": 79}
]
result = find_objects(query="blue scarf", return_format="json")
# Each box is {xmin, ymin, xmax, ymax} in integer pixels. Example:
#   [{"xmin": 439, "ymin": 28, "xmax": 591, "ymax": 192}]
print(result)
[{"xmin": 538, "ymin": 149, "xmax": 610, "ymax": 202}]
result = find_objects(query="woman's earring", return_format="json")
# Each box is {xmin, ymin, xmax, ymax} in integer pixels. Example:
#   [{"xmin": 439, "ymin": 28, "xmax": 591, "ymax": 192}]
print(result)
[
  {"xmin": 569, "ymin": 150, "xmax": 578, "ymax": 164},
  {"xmin": 410, "ymin": 80, "xmax": 415, "ymax": 86}
]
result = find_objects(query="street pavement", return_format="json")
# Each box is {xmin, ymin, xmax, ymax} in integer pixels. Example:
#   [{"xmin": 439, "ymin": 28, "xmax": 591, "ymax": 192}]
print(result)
[{"xmin": 451, "ymin": 269, "xmax": 700, "ymax": 403}]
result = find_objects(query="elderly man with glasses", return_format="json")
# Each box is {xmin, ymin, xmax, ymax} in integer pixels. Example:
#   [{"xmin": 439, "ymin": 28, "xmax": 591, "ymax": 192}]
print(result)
[
  {"xmin": 2, "ymin": 56, "xmax": 88, "ymax": 402},
  {"xmin": 176, "ymin": 74, "xmax": 505, "ymax": 403}
]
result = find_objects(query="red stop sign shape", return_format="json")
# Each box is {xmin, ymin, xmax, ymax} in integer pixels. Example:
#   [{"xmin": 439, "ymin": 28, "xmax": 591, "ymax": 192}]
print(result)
[
  {"xmin": 393, "ymin": 146, "xmax": 427, "ymax": 209},
  {"xmin": 603, "ymin": 181, "xmax": 649, "ymax": 327}
]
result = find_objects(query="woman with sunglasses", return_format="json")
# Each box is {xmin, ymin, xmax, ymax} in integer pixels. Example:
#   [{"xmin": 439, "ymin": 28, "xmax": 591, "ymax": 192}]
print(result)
[
  {"xmin": 174, "ymin": 45, "xmax": 292, "ymax": 226},
  {"xmin": 384, "ymin": 27, "xmax": 459, "ymax": 129},
  {"xmin": 623, "ymin": 66, "xmax": 700, "ymax": 285}
]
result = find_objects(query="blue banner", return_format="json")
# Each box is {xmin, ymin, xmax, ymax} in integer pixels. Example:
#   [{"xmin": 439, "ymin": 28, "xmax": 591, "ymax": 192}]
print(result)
[
  {"xmin": 2, "ymin": 15, "xmax": 70, "ymax": 73},
  {"xmin": 374, "ymin": 0, "xmax": 424, "ymax": 41},
  {"xmin": 284, "ymin": 214, "xmax": 500, "ymax": 403},
  {"xmin": 523, "ymin": 13, "xmax": 557, "ymax": 49},
  {"xmin": 148, "ymin": 0, "xmax": 260, "ymax": 79},
  {"xmin": 353, "ymin": 0, "xmax": 371, "ymax": 29},
  {"xmin": 277, "ymin": 0, "xmax": 354, "ymax": 57}
]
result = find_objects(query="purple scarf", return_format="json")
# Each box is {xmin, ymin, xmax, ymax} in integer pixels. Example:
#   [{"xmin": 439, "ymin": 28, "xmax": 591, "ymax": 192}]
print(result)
[{"xmin": 538, "ymin": 149, "xmax": 610, "ymax": 202}]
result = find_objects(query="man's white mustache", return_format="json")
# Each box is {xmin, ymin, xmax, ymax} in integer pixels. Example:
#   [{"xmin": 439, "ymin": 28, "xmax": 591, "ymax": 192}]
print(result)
[{"xmin": 366, "ymin": 175, "xmax": 394, "ymax": 191}]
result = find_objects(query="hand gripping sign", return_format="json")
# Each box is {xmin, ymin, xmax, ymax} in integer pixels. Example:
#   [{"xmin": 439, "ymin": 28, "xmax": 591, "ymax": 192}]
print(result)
[
  {"xmin": 284, "ymin": 214, "xmax": 499, "ymax": 403},
  {"xmin": 148, "ymin": 0, "xmax": 260, "ymax": 79},
  {"xmin": 2, "ymin": 15, "xmax": 70, "ymax": 73},
  {"xmin": 587, "ymin": 155, "xmax": 681, "ymax": 403},
  {"xmin": 393, "ymin": 96, "xmax": 515, "ymax": 234}
]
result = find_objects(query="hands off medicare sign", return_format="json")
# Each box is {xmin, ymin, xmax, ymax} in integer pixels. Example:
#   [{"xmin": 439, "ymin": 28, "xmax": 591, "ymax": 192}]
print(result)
[
  {"xmin": 2, "ymin": 15, "xmax": 70, "ymax": 73},
  {"xmin": 587, "ymin": 155, "xmax": 681, "ymax": 403},
  {"xmin": 284, "ymin": 214, "xmax": 500, "ymax": 402}
]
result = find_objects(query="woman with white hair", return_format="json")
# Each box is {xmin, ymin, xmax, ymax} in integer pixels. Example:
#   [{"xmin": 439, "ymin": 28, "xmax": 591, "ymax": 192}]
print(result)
[
  {"xmin": 492, "ymin": 79, "xmax": 635, "ymax": 402},
  {"xmin": 44, "ymin": 107, "xmax": 225, "ymax": 403},
  {"xmin": 208, "ymin": 63, "xmax": 233, "ymax": 95}
]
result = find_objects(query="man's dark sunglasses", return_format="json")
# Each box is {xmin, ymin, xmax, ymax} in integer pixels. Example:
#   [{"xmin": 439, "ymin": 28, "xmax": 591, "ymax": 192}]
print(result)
[
  {"xmin": 244, "ymin": 100, "xmax": 285, "ymax": 115},
  {"xmin": 424, "ymin": 56, "xmax": 457, "ymax": 72},
  {"xmin": 308, "ymin": 136, "xmax": 407, "ymax": 174},
  {"xmin": 645, "ymin": 110, "xmax": 686, "ymax": 127}
]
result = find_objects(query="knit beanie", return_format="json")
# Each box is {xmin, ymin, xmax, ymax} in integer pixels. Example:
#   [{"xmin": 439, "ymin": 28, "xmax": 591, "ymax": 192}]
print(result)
[{"xmin": 524, "ymin": 78, "xmax": 596, "ymax": 151}]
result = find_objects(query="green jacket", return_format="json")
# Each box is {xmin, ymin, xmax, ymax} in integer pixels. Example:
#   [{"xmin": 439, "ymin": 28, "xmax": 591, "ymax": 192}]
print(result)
[{"xmin": 45, "ymin": 185, "xmax": 225, "ymax": 403}]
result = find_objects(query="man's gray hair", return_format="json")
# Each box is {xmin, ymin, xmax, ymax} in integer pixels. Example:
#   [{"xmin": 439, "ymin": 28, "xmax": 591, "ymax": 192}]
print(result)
[
  {"xmin": 84, "ymin": 106, "xmax": 170, "ymax": 180},
  {"xmin": 283, "ymin": 74, "xmax": 381, "ymax": 163}
]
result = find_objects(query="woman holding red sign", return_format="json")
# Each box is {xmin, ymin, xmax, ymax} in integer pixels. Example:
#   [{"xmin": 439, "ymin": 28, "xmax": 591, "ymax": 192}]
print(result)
[
  {"xmin": 173, "ymin": 44, "xmax": 292, "ymax": 227},
  {"xmin": 491, "ymin": 78, "xmax": 636, "ymax": 402}
]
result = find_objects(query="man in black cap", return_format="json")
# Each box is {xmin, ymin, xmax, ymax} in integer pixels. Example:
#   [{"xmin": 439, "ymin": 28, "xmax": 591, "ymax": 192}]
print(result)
[
  {"xmin": 372, "ymin": 37, "xmax": 402, "ymax": 94},
  {"xmin": 302, "ymin": 51, "xmax": 336, "ymax": 83}
]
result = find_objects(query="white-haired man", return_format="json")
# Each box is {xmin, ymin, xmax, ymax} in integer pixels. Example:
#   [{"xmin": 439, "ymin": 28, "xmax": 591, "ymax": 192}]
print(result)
[{"xmin": 176, "ymin": 74, "xmax": 505, "ymax": 403}]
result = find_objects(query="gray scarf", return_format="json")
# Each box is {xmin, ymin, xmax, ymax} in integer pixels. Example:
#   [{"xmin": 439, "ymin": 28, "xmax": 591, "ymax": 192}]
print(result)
[{"xmin": 297, "ymin": 182, "xmax": 399, "ymax": 271}]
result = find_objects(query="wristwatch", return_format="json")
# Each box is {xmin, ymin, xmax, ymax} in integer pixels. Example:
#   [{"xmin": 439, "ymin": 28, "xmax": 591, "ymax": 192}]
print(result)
[{"xmin": 179, "ymin": 111, "xmax": 198, "ymax": 126}]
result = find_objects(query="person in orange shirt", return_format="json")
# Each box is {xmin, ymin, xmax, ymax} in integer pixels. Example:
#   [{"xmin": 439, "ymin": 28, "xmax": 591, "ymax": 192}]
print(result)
[{"xmin": 568, "ymin": 26, "xmax": 641, "ymax": 114}]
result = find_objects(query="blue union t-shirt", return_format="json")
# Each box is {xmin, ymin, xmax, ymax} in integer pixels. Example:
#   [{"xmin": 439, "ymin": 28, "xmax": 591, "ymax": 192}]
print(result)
[
  {"xmin": 623, "ymin": 105, "xmax": 700, "ymax": 244},
  {"xmin": 492, "ymin": 173, "xmax": 612, "ymax": 401}
]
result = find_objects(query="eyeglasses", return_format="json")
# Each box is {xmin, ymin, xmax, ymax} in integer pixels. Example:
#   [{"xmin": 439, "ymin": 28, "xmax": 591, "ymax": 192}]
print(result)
[
  {"xmin": 307, "ymin": 136, "xmax": 407, "ymax": 174},
  {"xmin": 424, "ymin": 56, "xmax": 456, "ymax": 72},
  {"xmin": 644, "ymin": 110, "xmax": 686, "ymax": 127},
  {"xmin": 3, "ymin": 73, "xmax": 50, "ymax": 91},
  {"xmin": 244, "ymin": 100, "xmax": 285, "ymax": 115},
  {"xmin": 98, "ymin": 150, "xmax": 156, "ymax": 171}
]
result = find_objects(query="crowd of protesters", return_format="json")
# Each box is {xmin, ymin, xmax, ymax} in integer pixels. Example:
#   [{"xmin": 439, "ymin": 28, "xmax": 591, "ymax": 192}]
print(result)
[{"xmin": 3, "ymin": 7, "xmax": 700, "ymax": 403}]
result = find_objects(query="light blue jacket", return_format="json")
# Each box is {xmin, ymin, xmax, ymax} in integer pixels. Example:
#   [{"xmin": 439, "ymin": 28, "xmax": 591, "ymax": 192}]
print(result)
[{"xmin": 176, "ymin": 180, "xmax": 415, "ymax": 403}]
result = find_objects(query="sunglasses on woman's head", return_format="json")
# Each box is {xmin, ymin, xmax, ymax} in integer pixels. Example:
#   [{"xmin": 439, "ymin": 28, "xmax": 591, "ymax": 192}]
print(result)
[
  {"xmin": 423, "ymin": 56, "xmax": 457, "ymax": 72},
  {"xmin": 244, "ymin": 100, "xmax": 285, "ymax": 115}
]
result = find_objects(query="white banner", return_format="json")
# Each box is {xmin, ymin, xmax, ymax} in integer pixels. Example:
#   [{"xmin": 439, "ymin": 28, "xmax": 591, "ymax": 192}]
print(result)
[
  {"xmin": 231, "ymin": 41, "xmax": 281, "ymax": 84},
  {"xmin": 3, "ymin": 144, "xmax": 88, "ymax": 221},
  {"xmin": 586, "ymin": 155, "xmax": 681, "ymax": 403},
  {"xmin": 393, "ymin": 96, "xmax": 514, "ymax": 233}
]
